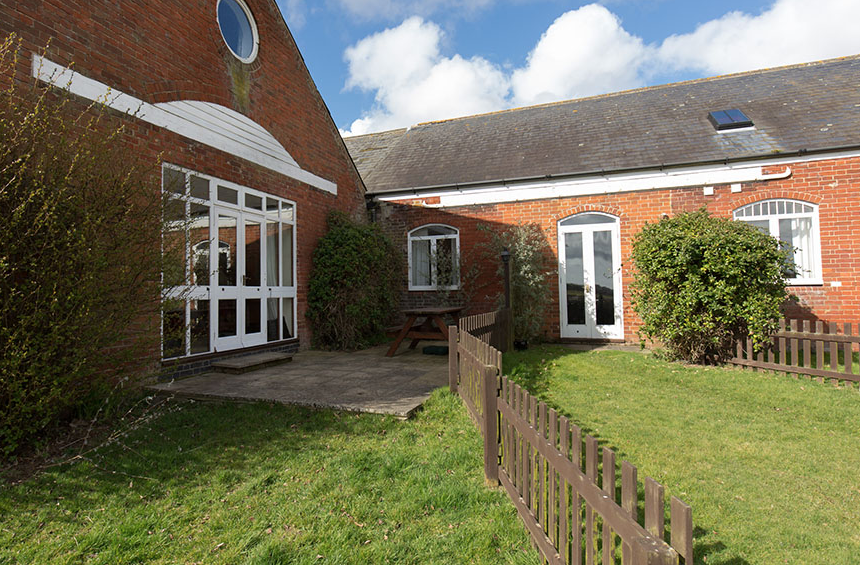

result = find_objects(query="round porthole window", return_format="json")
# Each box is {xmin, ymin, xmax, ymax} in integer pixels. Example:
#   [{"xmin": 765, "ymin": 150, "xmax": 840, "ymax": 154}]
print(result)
[{"xmin": 217, "ymin": 0, "xmax": 259, "ymax": 63}]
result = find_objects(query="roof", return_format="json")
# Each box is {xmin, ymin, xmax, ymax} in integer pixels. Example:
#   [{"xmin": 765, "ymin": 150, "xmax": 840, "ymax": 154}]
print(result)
[{"xmin": 344, "ymin": 55, "xmax": 860, "ymax": 195}]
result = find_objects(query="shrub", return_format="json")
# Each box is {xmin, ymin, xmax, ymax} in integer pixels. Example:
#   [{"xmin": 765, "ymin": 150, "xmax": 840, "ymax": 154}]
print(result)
[
  {"xmin": 480, "ymin": 223, "xmax": 553, "ymax": 343},
  {"xmin": 630, "ymin": 209, "xmax": 788, "ymax": 363},
  {"xmin": 306, "ymin": 212, "xmax": 399, "ymax": 349},
  {"xmin": 0, "ymin": 37, "xmax": 164, "ymax": 455}
]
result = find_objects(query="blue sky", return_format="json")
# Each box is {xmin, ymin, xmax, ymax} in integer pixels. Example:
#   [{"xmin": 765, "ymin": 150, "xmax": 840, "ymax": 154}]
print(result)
[{"xmin": 279, "ymin": 0, "xmax": 860, "ymax": 136}]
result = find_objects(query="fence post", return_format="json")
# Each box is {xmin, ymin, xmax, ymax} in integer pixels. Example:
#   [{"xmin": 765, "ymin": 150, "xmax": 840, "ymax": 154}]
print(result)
[
  {"xmin": 448, "ymin": 325, "xmax": 459, "ymax": 394},
  {"xmin": 482, "ymin": 363, "xmax": 500, "ymax": 486}
]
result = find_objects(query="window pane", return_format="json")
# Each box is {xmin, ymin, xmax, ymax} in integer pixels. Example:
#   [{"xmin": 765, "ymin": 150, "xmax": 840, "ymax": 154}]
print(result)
[
  {"xmin": 565, "ymin": 232, "xmax": 585, "ymax": 326},
  {"xmin": 267, "ymin": 298, "xmax": 280, "ymax": 342},
  {"xmin": 782, "ymin": 217, "xmax": 813, "ymax": 278},
  {"xmin": 190, "ymin": 299, "xmax": 210, "ymax": 354},
  {"xmin": 245, "ymin": 219, "xmax": 261, "ymax": 286},
  {"xmin": 266, "ymin": 198, "xmax": 279, "ymax": 217},
  {"xmin": 245, "ymin": 298, "xmax": 261, "ymax": 334},
  {"xmin": 162, "ymin": 198, "xmax": 187, "ymax": 287},
  {"xmin": 560, "ymin": 214, "xmax": 616, "ymax": 226},
  {"xmin": 282, "ymin": 298, "xmax": 294, "ymax": 339},
  {"xmin": 218, "ymin": 216, "xmax": 237, "ymax": 286},
  {"xmin": 190, "ymin": 204, "xmax": 210, "ymax": 286},
  {"xmin": 217, "ymin": 185, "xmax": 238, "ymax": 205},
  {"xmin": 245, "ymin": 193, "xmax": 263, "ymax": 211},
  {"xmin": 743, "ymin": 219, "xmax": 769, "ymax": 234},
  {"xmin": 218, "ymin": 299, "xmax": 237, "ymax": 338},
  {"xmin": 593, "ymin": 230, "xmax": 615, "ymax": 326},
  {"xmin": 190, "ymin": 175, "xmax": 209, "ymax": 200},
  {"xmin": 412, "ymin": 239, "xmax": 431, "ymax": 287},
  {"xmin": 266, "ymin": 221, "xmax": 279, "ymax": 286},
  {"xmin": 436, "ymin": 237, "xmax": 458, "ymax": 287},
  {"xmin": 281, "ymin": 225, "xmax": 293, "ymax": 287},
  {"xmin": 282, "ymin": 204, "xmax": 294, "ymax": 223},
  {"xmin": 162, "ymin": 299, "xmax": 186, "ymax": 358},
  {"xmin": 163, "ymin": 168, "xmax": 185, "ymax": 195}
]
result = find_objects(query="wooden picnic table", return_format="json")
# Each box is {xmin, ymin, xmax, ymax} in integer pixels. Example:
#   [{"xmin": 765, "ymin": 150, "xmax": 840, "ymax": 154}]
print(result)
[{"xmin": 385, "ymin": 306, "xmax": 464, "ymax": 357}]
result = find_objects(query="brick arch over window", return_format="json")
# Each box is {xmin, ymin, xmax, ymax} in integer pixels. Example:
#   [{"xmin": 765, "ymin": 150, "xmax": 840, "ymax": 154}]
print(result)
[
  {"xmin": 734, "ymin": 190, "xmax": 823, "ymax": 208},
  {"xmin": 551, "ymin": 204, "xmax": 624, "ymax": 225}
]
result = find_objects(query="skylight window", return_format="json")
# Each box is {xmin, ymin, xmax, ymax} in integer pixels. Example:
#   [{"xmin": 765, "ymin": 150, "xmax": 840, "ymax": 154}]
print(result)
[{"xmin": 708, "ymin": 109, "xmax": 753, "ymax": 131}]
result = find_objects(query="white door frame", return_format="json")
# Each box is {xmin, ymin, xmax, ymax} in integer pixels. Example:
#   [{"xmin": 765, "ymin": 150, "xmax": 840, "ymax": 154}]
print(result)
[
  {"xmin": 557, "ymin": 213, "xmax": 624, "ymax": 339},
  {"xmin": 211, "ymin": 206, "xmax": 269, "ymax": 351}
]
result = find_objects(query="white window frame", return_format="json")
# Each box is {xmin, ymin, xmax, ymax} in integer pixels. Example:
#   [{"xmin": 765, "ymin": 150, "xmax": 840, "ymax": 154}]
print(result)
[
  {"xmin": 161, "ymin": 164, "xmax": 297, "ymax": 360},
  {"xmin": 216, "ymin": 0, "xmax": 260, "ymax": 64},
  {"xmin": 733, "ymin": 198, "xmax": 822, "ymax": 286},
  {"xmin": 407, "ymin": 224, "xmax": 460, "ymax": 291}
]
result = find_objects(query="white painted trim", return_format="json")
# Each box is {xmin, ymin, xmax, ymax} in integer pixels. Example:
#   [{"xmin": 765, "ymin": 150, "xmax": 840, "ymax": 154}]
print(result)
[
  {"xmin": 376, "ymin": 162, "xmax": 790, "ymax": 208},
  {"xmin": 32, "ymin": 54, "xmax": 338, "ymax": 195}
]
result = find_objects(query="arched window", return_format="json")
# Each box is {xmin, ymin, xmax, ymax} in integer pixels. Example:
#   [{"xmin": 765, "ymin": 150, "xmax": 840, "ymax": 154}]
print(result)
[
  {"xmin": 733, "ymin": 199, "xmax": 821, "ymax": 284},
  {"xmin": 408, "ymin": 225, "xmax": 460, "ymax": 290}
]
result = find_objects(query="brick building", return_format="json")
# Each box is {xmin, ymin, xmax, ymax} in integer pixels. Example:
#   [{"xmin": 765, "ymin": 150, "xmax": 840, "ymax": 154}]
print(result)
[
  {"xmin": 346, "ymin": 56, "xmax": 860, "ymax": 343},
  {"xmin": 1, "ymin": 1, "xmax": 366, "ymax": 372}
]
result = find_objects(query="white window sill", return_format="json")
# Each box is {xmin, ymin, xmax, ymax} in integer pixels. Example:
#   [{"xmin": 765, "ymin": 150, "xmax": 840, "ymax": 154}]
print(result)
[
  {"xmin": 786, "ymin": 279, "xmax": 823, "ymax": 287},
  {"xmin": 409, "ymin": 286, "xmax": 460, "ymax": 292}
]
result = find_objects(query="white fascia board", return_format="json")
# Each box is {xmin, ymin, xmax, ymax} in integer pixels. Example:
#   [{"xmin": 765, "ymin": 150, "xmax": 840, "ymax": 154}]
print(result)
[
  {"xmin": 376, "ymin": 148, "xmax": 860, "ymax": 208},
  {"xmin": 32, "ymin": 54, "xmax": 338, "ymax": 195}
]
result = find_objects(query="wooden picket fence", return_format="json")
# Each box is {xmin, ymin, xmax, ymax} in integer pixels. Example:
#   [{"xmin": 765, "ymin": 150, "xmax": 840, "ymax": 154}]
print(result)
[
  {"xmin": 731, "ymin": 319, "xmax": 860, "ymax": 385},
  {"xmin": 449, "ymin": 313, "xmax": 693, "ymax": 565},
  {"xmin": 458, "ymin": 307, "xmax": 511, "ymax": 352}
]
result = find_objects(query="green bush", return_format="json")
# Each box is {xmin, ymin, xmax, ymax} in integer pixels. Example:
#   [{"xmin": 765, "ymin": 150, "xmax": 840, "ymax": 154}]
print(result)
[
  {"xmin": 0, "ymin": 37, "xmax": 163, "ymax": 456},
  {"xmin": 480, "ymin": 222, "xmax": 552, "ymax": 343},
  {"xmin": 630, "ymin": 209, "xmax": 788, "ymax": 363},
  {"xmin": 306, "ymin": 212, "xmax": 399, "ymax": 349}
]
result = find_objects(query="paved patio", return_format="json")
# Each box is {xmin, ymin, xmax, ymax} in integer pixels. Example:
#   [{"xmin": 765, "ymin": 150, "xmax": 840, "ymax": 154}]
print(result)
[{"xmin": 147, "ymin": 344, "xmax": 448, "ymax": 418}]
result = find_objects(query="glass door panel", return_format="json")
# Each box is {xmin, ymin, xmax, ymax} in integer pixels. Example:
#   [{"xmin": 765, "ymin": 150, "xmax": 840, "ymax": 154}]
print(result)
[
  {"xmin": 564, "ymin": 232, "xmax": 586, "ymax": 326},
  {"xmin": 217, "ymin": 214, "xmax": 238, "ymax": 287},
  {"xmin": 593, "ymin": 230, "xmax": 616, "ymax": 327},
  {"xmin": 244, "ymin": 219, "xmax": 261, "ymax": 287}
]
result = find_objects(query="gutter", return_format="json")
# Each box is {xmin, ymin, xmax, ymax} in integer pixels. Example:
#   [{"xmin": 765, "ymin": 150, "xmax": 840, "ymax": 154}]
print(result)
[{"xmin": 365, "ymin": 144, "xmax": 860, "ymax": 201}]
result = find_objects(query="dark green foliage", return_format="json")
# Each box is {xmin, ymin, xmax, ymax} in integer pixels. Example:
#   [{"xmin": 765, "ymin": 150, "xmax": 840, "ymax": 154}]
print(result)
[
  {"xmin": 306, "ymin": 212, "xmax": 399, "ymax": 349},
  {"xmin": 0, "ymin": 37, "xmax": 163, "ymax": 455},
  {"xmin": 631, "ymin": 209, "xmax": 788, "ymax": 363},
  {"xmin": 480, "ymin": 223, "xmax": 552, "ymax": 343}
]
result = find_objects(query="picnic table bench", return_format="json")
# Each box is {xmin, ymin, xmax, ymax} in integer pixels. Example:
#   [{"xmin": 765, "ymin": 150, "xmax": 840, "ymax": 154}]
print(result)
[{"xmin": 385, "ymin": 306, "xmax": 464, "ymax": 357}]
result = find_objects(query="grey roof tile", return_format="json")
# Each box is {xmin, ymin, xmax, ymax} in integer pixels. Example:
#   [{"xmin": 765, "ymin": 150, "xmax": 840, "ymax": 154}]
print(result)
[{"xmin": 344, "ymin": 55, "xmax": 860, "ymax": 195}]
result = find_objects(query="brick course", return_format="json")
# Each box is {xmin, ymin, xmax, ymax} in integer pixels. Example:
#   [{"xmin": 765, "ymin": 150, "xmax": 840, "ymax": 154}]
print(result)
[{"xmin": 377, "ymin": 155, "xmax": 860, "ymax": 342}]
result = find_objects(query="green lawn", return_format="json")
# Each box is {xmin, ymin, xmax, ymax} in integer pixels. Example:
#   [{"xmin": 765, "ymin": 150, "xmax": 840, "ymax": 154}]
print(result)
[
  {"xmin": 0, "ymin": 391, "xmax": 540, "ymax": 565},
  {"xmin": 504, "ymin": 346, "xmax": 860, "ymax": 565}
]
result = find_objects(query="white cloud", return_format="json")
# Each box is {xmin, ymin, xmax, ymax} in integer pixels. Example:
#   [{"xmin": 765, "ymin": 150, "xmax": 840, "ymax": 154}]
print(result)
[
  {"xmin": 658, "ymin": 0, "xmax": 860, "ymax": 74},
  {"xmin": 278, "ymin": 0, "xmax": 307, "ymax": 29},
  {"xmin": 511, "ymin": 5, "xmax": 650, "ymax": 106},
  {"xmin": 342, "ymin": 17, "xmax": 509, "ymax": 135},
  {"xmin": 342, "ymin": 0, "xmax": 860, "ymax": 134}
]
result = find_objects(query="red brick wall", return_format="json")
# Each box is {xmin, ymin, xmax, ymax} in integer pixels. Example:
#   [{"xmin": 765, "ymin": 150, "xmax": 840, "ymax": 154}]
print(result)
[
  {"xmin": 1, "ymin": 0, "xmax": 365, "ymax": 349},
  {"xmin": 378, "ymin": 156, "xmax": 860, "ymax": 342}
]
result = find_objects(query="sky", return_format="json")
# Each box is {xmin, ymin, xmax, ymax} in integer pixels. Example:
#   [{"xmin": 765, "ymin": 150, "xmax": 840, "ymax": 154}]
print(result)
[{"xmin": 278, "ymin": 0, "xmax": 860, "ymax": 137}]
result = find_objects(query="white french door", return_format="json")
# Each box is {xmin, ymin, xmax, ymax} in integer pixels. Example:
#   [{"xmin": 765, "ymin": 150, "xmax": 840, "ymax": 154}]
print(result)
[
  {"xmin": 212, "ymin": 208, "xmax": 266, "ymax": 351},
  {"xmin": 558, "ymin": 213, "xmax": 623, "ymax": 339}
]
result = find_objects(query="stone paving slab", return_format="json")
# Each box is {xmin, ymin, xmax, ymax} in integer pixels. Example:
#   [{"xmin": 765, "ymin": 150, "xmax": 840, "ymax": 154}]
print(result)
[{"xmin": 147, "ymin": 344, "xmax": 448, "ymax": 419}]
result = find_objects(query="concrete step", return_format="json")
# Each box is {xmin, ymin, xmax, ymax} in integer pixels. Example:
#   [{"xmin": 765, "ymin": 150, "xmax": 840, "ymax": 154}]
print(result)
[{"xmin": 210, "ymin": 351, "xmax": 293, "ymax": 374}]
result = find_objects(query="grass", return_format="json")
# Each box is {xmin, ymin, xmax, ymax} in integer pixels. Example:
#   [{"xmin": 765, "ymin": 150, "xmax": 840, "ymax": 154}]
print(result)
[
  {"xmin": 504, "ymin": 346, "xmax": 860, "ymax": 565},
  {"xmin": 0, "ymin": 391, "xmax": 540, "ymax": 565}
]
